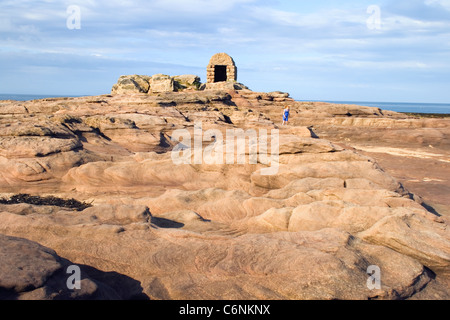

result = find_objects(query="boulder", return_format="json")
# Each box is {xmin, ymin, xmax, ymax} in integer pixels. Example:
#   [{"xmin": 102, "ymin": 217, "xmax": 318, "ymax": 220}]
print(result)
[
  {"xmin": 173, "ymin": 75, "xmax": 201, "ymax": 91},
  {"xmin": 150, "ymin": 74, "xmax": 175, "ymax": 93},
  {"xmin": 0, "ymin": 234, "xmax": 124, "ymax": 300},
  {"xmin": 111, "ymin": 75, "xmax": 151, "ymax": 94}
]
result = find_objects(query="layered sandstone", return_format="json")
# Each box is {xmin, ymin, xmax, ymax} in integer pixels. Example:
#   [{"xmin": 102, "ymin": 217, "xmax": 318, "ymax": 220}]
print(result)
[{"xmin": 0, "ymin": 89, "xmax": 449, "ymax": 300}]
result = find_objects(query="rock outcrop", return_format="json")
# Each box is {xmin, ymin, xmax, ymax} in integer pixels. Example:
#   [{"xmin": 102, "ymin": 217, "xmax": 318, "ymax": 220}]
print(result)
[
  {"xmin": 112, "ymin": 74, "xmax": 203, "ymax": 94},
  {"xmin": 0, "ymin": 234, "xmax": 146, "ymax": 299},
  {"xmin": 0, "ymin": 89, "xmax": 449, "ymax": 300},
  {"xmin": 111, "ymin": 75, "xmax": 151, "ymax": 94}
]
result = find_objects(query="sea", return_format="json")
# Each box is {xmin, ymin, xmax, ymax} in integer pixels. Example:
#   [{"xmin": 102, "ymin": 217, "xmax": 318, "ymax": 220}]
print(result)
[{"xmin": 1, "ymin": 94, "xmax": 449, "ymax": 114}]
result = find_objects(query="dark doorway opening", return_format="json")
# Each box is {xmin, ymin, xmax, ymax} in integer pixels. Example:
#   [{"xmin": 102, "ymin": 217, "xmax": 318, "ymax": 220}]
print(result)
[{"xmin": 214, "ymin": 65, "xmax": 227, "ymax": 82}]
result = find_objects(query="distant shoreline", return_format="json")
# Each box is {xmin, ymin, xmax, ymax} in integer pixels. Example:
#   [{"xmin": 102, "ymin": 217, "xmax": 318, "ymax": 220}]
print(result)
[
  {"xmin": 0, "ymin": 94, "xmax": 84, "ymax": 101},
  {"xmin": 401, "ymin": 112, "xmax": 450, "ymax": 118},
  {"xmin": 1, "ymin": 94, "xmax": 450, "ymax": 115}
]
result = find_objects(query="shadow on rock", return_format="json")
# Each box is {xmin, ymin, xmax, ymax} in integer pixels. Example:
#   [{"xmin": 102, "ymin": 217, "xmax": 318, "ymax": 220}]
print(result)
[
  {"xmin": 74, "ymin": 264, "xmax": 150, "ymax": 300},
  {"xmin": 151, "ymin": 216, "xmax": 185, "ymax": 229},
  {"xmin": 0, "ymin": 234, "xmax": 149, "ymax": 300}
]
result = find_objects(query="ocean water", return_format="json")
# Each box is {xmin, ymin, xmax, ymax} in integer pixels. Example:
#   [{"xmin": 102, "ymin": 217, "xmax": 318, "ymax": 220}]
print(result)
[{"xmin": 1, "ymin": 94, "xmax": 449, "ymax": 114}]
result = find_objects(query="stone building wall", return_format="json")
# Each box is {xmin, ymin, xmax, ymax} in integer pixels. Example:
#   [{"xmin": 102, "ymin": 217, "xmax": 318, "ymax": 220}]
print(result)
[{"xmin": 206, "ymin": 53, "xmax": 237, "ymax": 84}]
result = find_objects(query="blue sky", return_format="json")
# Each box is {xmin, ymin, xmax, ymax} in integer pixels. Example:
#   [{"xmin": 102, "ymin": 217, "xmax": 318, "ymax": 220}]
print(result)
[{"xmin": 1, "ymin": 0, "xmax": 450, "ymax": 103}]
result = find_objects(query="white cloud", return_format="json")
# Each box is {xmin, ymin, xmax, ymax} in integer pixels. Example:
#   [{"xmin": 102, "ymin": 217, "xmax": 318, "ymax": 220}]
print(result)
[
  {"xmin": 247, "ymin": 5, "xmax": 373, "ymax": 31},
  {"xmin": 381, "ymin": 13, "xmax": 450, "ymax": 32},
  {"xmin": 425, "ymin": 0, "xmax": 450, "ymax": 11},
  {"xmin": 342, "ymin": 60, "xmax": 433, "ymax": 70},
  {"xmin": 151, "ymin": 0, "xmax": 256, "ymax": 14}
]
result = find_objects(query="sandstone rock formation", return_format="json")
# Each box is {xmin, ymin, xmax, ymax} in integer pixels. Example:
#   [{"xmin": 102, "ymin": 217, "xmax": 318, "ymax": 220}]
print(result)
[
  {"xmin": 111, "ymin": 71, "xmax": 247, "ymax": 94},
  {"xmin": 0, "ymin": 88, "xmax": 449, "ymax": 300},
  {"xmin": 112, "ymin": 74, "xmax": 203, "ymax": 94},
  {"xmin": 111, "ymin": 75, "xmax": 151, "ymax": 94},
  {"xmin": 173, "ymin": 75, "xmax": 202, "ymax": 91},
  {"xmin": 201, "ymin": 81, "xmax": 249, "ymax": 91},
  {"xmin": 0, "ymin": 234, "xmax": 146, "ymax": 299}
]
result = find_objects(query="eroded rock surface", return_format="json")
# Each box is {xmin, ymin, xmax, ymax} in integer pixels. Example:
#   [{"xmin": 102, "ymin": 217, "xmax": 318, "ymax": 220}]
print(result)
[
  {"xmin": 0, "ymin": 234, "xmax": 146, "ymax": 300},
  {"xmin": 0, "ymin": 90, "xmax": 449, "ymax": 300}
]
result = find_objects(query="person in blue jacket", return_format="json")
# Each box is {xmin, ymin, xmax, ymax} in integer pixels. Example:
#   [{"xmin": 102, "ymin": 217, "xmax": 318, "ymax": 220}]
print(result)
[{"xmin": 282, "ymin": 106, "xmax": 290, "ymax": 125}]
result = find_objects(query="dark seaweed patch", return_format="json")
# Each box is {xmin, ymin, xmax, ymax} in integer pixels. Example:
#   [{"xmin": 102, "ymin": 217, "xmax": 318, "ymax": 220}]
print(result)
[{"xmin": 0, "ymin": 194, "xmax": 92, "ymax": 211}]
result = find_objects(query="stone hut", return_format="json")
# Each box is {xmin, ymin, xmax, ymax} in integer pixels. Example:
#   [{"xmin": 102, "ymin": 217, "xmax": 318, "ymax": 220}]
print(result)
[{"xmin": 207, "ymin": 53, "xmax": 237, "ymax": 84}]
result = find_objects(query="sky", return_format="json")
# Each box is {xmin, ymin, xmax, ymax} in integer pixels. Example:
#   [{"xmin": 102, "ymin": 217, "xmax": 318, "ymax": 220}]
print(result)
[{"xmin": 1, "ymin": 0, "xmax": 450, "ymax": 103}]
